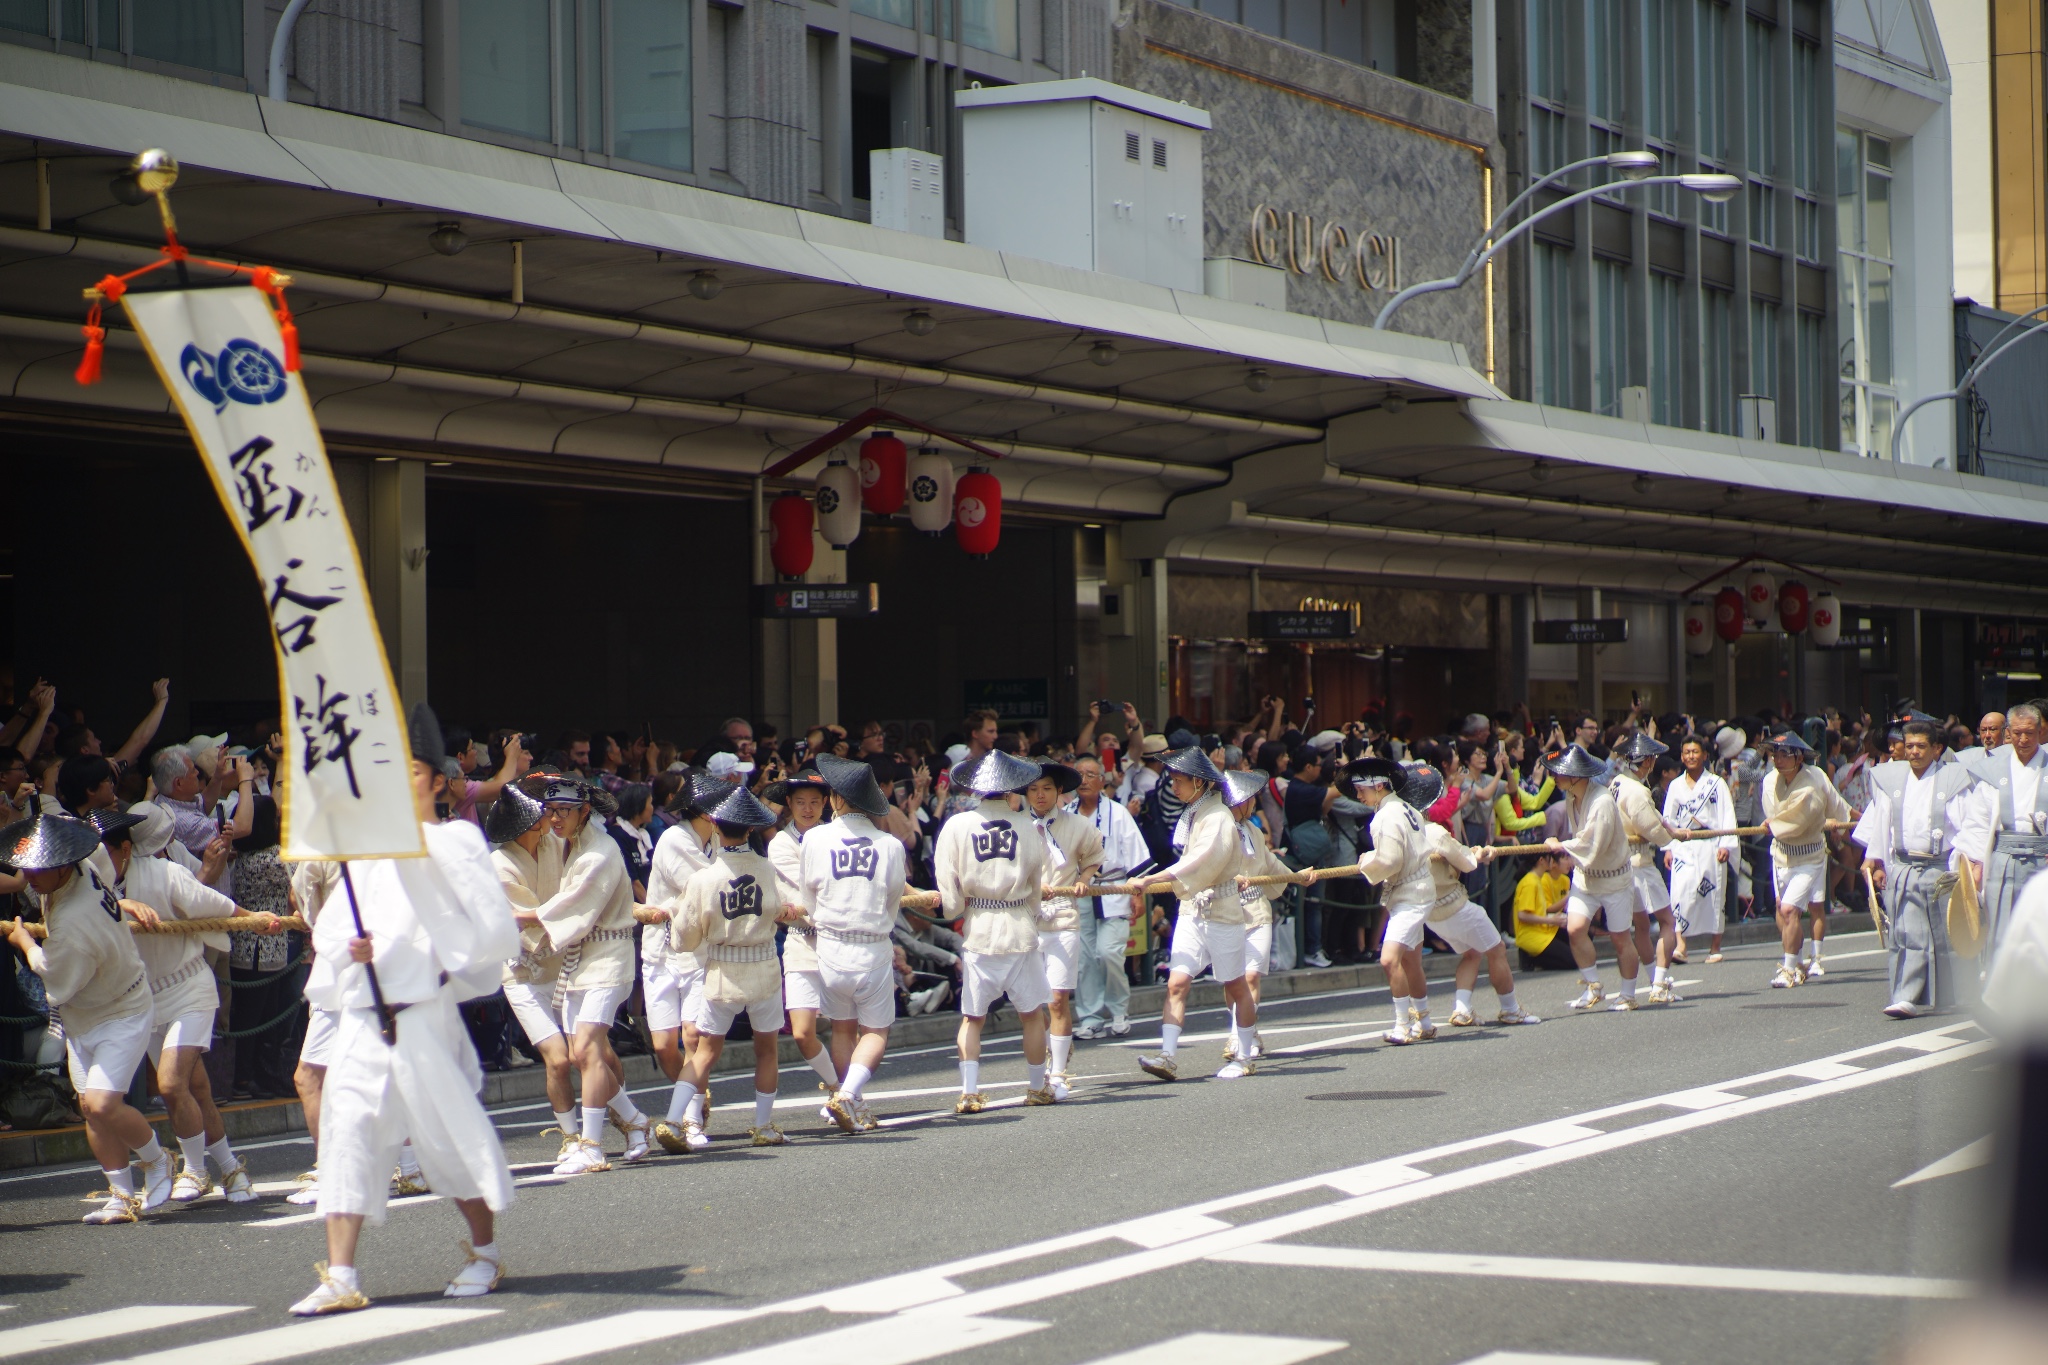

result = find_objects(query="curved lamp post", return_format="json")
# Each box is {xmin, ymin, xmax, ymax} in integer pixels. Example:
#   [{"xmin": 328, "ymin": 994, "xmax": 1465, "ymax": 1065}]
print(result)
[
  {"xmin": 1889, "ymin": 303, "xmax": 2048, "ymax": 466},
  {"xmin": 1373, "ymin": 163, "xmax": 1743, "ymax": 331}
]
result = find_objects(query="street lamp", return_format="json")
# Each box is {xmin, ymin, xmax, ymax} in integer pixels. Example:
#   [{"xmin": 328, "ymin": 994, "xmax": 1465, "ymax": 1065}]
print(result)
[
  {"xmin": 1373, "ymin": 162, "xmax": 1742, "ymax": 331},
  {"xmin": 1889, "ymin": 303, "xmax": 2048, "ymax": 466}
]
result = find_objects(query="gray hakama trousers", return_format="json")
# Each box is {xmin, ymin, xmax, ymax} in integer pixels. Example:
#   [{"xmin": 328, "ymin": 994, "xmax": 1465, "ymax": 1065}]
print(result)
[
  {"xmin": 1886, "ymin": 854, "xmax": 1954, "ymax": 1011},
  {"xmin": 1982, "ymin": 832, "xmax": 2048, "ymax": 957}
]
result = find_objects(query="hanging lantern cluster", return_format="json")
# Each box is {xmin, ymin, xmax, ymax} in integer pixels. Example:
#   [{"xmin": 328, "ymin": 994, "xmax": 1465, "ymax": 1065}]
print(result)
[
  {"xmin": 767, "ymin": 434, "xmax": 1006, "ymax": 579},
  {"xmin": 1697, "ymin": 568, "xmax": 1842, "ymax": 646}
]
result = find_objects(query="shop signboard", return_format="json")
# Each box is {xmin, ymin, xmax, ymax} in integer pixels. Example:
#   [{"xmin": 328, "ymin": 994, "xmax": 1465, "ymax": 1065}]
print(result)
[
  {"xmin": 1532, "ymin": 618, "xmax": 1629, "ymax": 645},
  {"xmin": 964, "ymin": 678, "xmax": 1050, "ymax": 722},
  {"xmin": 756, "ymin": 584, "xmax": 879, "ymax": 617},
  {"xmin": 1248, "ymin": 610, "xmax": 1353, "ymax": 640}
]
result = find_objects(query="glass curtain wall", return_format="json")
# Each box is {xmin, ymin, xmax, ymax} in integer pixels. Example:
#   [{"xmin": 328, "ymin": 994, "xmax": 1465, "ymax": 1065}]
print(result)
[
  {"xmin": 1837, "ymin": 128, "xmax": 1896, "ymax": 458},
  {"xmin": 1511, "ymin": 0, "xmax": 1834, "ymax": 449}
]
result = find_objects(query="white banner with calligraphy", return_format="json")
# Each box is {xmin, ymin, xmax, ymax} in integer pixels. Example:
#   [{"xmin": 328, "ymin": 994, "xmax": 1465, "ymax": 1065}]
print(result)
[{"xmin": 123, "ymin": 287, "xmax": 424, "ymax": 860}]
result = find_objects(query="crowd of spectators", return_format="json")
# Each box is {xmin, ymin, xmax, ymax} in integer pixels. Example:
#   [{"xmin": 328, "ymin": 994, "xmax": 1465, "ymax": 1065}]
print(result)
[{"xmin": 0, "ymin": 670, "xmax": 1997, "ymax": 1110}]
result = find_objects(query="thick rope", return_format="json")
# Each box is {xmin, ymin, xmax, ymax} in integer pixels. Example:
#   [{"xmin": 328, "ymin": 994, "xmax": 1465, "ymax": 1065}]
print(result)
[{"xmin": 0, "ymin": 913, "xmax": 309, "ymax": 941}]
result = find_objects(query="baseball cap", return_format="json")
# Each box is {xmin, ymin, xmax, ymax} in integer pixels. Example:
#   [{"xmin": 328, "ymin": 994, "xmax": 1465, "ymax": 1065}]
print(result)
[{"xmin": 705, "ymin": 751, "xmax": 755, "ymax": 778}]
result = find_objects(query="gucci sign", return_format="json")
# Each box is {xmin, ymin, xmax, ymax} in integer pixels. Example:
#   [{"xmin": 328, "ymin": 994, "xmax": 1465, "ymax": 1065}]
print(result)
[{"xmin": 1248, "ymin": 206, "xmax": 1403, "ymax": 293}]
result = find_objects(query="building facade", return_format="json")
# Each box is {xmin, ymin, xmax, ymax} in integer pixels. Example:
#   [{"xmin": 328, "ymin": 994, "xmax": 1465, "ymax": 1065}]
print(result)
[{"xmin": 0, "ymin": 0, "xmax": 2042, "ymax": 749}]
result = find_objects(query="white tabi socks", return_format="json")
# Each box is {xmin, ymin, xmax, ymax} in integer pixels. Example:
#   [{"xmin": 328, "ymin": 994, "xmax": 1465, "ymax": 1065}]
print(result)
[
  {"xmin": 1048, "ymin": 1033, "xmax": 1072, "ymax": 1076},
  {"xmin": 1159, "ymin": 1024, "xmax": 1181, "ymax": 1058},
  {"xmin": 667, "ymin": 1081, "xmax": 698, "ymax": 1126},
  {"xmin": 806, "ymin": 1048, "xmax": 840, "ymax": 1088},
  {"xmin": 959, "ymin": 1060, "xmax": 980, "ymax": 1095}
]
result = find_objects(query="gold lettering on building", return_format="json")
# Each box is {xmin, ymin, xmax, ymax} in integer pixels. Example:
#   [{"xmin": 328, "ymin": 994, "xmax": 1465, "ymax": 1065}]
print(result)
[
  {"xmin": 1298, "ymin": 595, "xmax": 1365, "ymax": 631},
  {"xmin": 1250, "ymin": 203, "xmax": 1402, "ymax": 293}
]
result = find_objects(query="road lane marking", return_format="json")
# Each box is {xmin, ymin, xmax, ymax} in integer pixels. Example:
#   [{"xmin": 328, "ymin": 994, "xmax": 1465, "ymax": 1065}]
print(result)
[
  {"xmin": 1893, "ymin": 1136, "xmax": 1993, "ymax": 1188},
  {"xmin": 858, "ymin": 1025, "xmax": 1991, "ymax": 1320},
  {"xmin": 1079, "ymin": 1332, "xmax": 1347, "ymax": 1364},
  {"xmin": 1457, "ymin": 1353, "xmax": 1656, "ymax": 1365},
  {"xmin": 1218, "ymin": 1243, "xmax": 1973, "ymax": 1299},
  {"xmin": 386, "ymin": 1310, "xmax": 752, "ymax": 1365},
  {"xmin": 685, "ymin": 1314, "xmax": 1045, "ymax": 1365},
  {"xmin": 0, "ymin": 1308, "xmax": 247, "ymax": 1359},
  {"xmin": 94, "ymin": 1308, "xmax": 497, "ymax": 1365}
]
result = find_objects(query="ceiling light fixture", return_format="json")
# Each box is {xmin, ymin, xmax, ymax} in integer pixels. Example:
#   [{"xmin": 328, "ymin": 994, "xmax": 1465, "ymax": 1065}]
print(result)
[
  {"xmin": 903, "ymin": 309, "xmax": 937, "ymax": 337},
  {"xmin": 1089, "ymin": 340, "xmax": 1120, "ymax": 367},
  {"xmin": 1529, "ymin": 459, "xmax": 1551, "ymax": 482},
  {"xmin": 427, "ymin": 222, "xmax": 468, "ymax": 256},
  {"xmin": 687, "ymin": 270, "xmax": 724, "ymax": 301},
  {"xmin": 1383, "ymin": 391, "xmax": 1408, "ymax": 414},
  {"xmin": 1631, "ymin": 474, "xmax": 1653, "ymax": 493},
  {"xmin": 1245, "ymin": 367, "xmax": 1273, "ymax": 393}
]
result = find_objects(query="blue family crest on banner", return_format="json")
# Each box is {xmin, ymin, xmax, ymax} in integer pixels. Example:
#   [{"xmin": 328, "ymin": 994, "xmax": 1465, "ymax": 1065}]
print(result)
[{"xmin": 180, "ymin": 337, "xmax": 290, "ymax": 413}]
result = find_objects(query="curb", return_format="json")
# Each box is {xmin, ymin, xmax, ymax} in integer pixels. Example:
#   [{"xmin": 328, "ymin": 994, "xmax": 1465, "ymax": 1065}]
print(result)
[{"xmin": 0, "ymin": 911, "xmax": 1872, "ymax": 1171}]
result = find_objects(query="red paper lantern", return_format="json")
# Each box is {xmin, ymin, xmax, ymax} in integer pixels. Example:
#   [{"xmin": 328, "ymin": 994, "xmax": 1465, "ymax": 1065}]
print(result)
[
  {"xmin": 954, "ymin": 466, "xmax": 1003, "ymax": 558},
  {"xmin": 768, "ymin": 492, "xmax": 815, "ymax": 579},
  {"xmin": 859, "ymin": 430, "xmax": 908, "ymax": 516},
  {"xmin": 1778, "ymin": 580, "xmax": 1810, "ymax": 634},
  {"xmin": 1713, "ymin": 586, "xmax": 1744, "ymax": 642}
]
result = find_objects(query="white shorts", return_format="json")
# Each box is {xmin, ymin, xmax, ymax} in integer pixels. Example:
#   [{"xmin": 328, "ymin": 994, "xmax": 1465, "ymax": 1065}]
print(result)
[
  {"xmin": 299, "ymin": 1006, "xmax": 341, "ymax": 1068},
  {"xmin": 1568, "ymin": 885, "xmax": 1637, "ymax": 934},
  {"xmin": 1387, "ymin": 900, "xmax": 1502, "ymax": 957},
  {"xmin": 1168, "ymin": 914, "xmax": 1247, "ymax": 984},
  {"xmin": 562, "ymin": 983, "xmax": 628, "ymax": 1031},
  {"xmin": 642, "ymin": 961, "xmax": 699, "ymax": 1035},
  {"xmin": 1774, "ymin": 861, "xmax": 1827, "ymax": 910},
  {"xmin": 65, "ymin": 1005, "xmax": 153, "ymax": 1095},
  {"xmin": 783, "ymin": 966, "xmax": 835, "ymax": 1018},
  {"xmin": 961, "ymin": 949, "xmax": 1052, "ymax": 1016},
  {"xmin": 818, "ymin": 937, "xmax": 897, "ymax": 1030},
  {"xmin": 501, "ymin": 980, "xmax": 561, "ymax": 1046},
  {"xmin": 1039, "ymin": 929, "xmax": 1081, "ymax": 993},
  {"xmin": 148, "ymin": 1007, "xmax": 215, "ymax": 1060},
  {"xmin": 693, "ymin": 989, "xmax": 785, "ymax": 1037},
  {"xmin": 1245, "ymin": 922, "xmax": 1273, "ymax": 976},
  {"xmin": 1632, "ymin": 865, "xmax": 1672, "ymax": 915}
]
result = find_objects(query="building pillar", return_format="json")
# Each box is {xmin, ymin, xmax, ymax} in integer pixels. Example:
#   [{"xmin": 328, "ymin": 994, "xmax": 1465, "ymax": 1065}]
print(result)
[
  {"xmin": 1508, "ymin": 593, "xmax": 1532, "ymax": 708},
  {"xmin": 363, "ymin": 459, "xmax": 428, "ymax": 711},
  {"xmin": 1901, "ymin": 608, "xmax": 1926, "ymax": 704},
  {"xmin": 1576, "ymin": 587, "xmax": 1602, "ymax": 718},
  {"xmin": 1133, "ymin": 558, "xmax": 1171, "ymax": 730},
  {"xmin": 1666, "ymin": 598, "xmax": 1686, "ymax": 714}
]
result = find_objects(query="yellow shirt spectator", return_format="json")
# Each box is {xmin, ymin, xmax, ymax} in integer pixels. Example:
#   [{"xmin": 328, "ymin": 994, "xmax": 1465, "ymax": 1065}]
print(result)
[{"xmin": 1512, "ymin": 867, "xmax": 1571, "ymax": 956}]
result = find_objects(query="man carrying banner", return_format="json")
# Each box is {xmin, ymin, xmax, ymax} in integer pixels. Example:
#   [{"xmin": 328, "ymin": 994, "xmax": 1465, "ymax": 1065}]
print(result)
[
  {"xmin": 1854, "ymin": 720, "xmax": 1979, "ymax": 1017},
  {"xmin": 646, "ymin": 777, "xmax": 716, "ymax": 1153},
  {"xmin": 291, "ymin": 705, "xmax": 522, "ymax": 1315},
  {"xmin": 3, "ymin": 812, "xmax": 172, "ymax": 1224}
]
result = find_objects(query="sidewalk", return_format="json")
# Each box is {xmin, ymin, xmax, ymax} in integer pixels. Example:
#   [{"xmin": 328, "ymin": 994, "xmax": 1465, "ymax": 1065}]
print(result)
[{"xmin": 0, "ymin": 911, "xmax": 1872, "ymax": 1171}]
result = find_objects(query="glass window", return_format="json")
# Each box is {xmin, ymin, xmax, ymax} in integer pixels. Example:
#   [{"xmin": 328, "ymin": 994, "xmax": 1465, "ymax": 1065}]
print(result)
[
  {"xmin": 1529, "ymin": 0, "xmax": 1568, "ymax": 102},
  {"xmin": 1699, "ymin": 161, "xmax": 1730, "ymax": 236},
  {"xmin": 1748, "ymin": 181, "xmax": 1775, "ymax": 247},
  {"xmin": 1649, "ymin": 272, "xmax": 1685, "ymax": 426},
  {"xmin": 1749, "ymin": 298, "xmax": 1778, "ymax": 397},
  {"xmin": 1745, "ymin": 16, "xmax": 1775, "ymax": 176},
  {"xmin": 0, "ymin": 2, "xmax": 46, "ymax": 36},
  {"xmin": 1837, "ymin": 126, "xmax": 1897, "ymax": 455},
  {"xmin": 1533, "ymin": 242, "xmax": 1575, "ymax": 407},
  {"xmin": 131, "ymin": 0, "xmax": 240, "ymax": 75},
  {"xmin": 1791, "ymin": 39, "xmax": 1821, "ymax": 193},
  {"xmin": 463, "ymin": 0, "xmax": 553, "ymax": 141},
  {"xmin": 1646, "ymin": 0, "xmax": 1683, "ymax": 140},
  {"xmin": 1697, "ymin": 0, "xmax": 1728, "ymax": 160},
  {"xmin": 1703, "ymin": 287, "xmax": 1734, "ymax": 433},
  {"xmin": 1241, "ymin": 0, "xmax": 1282, "ymax": 36},
  {"xmin": 1588, "ymin": 0, "xmax": 1625, "ymax": 123},
  {"xmin": 852, "ymin": 0, "xmax": 916, "ymax": 24},
  {"xmin": 1592, "ymin": 257, "xmax": 1632, "ymax": 416},
  {"xmin": 944, "ymin": 0, "xmax": 1019, "ymax": 56},
  {"xmin": 1794, "ymin": 195, "xmax": 1821, "ymax": 262},
  {"xmin": 1797, "ymin": 309, "xmax": 1828, "ymax": 448},
  {"xmin": 612, "ymin": 0, "xmax": 692, "ymax": 170}
]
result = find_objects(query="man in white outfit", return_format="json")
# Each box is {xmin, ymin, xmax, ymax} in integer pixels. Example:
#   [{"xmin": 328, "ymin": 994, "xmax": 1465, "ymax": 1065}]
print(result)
[
  {"xmin": 765, "ymin": 770, "xmax": 843, "ymax": 1117},
  {"xmin": 532, "ymin": 774, "xmax": 652, "ymax": 1173},
  {"xmin": 1962, "ymin": 702, "xmax": 2048, "ymax": 956},
  {"xmin": 3, "ymin": 812, "xmax": 171, "ymax": 1224},
  {"xmin": 1069, "ymin": 754, "xmax": 1144, "ymax": 1039},
  {"xmin": 644, "ymin": 777, "xmax": 716, "ymax": 1152},
  {"xmin": 290, "ymin": 705, "xmax": 521, "ymax": 1315},
  {"xmin": 1544, "ymin": 745, "xmax": 1642, "ymax": 1011},
  {"xmin": 1609, "ymin": 733, "xmax": 1681, "ymax": 1003},
  {"xmin": 938, "ymin": 750, "xmax": 1056, "ymax": 1111},
  {"xmin": 1856, "ymin": 721, "xmax": 1979, "ymax": 1017},
  {"xmin": 91, "ymin": 806, "xmax": 266, "ymax": 1203},
  {"xmin": 803, "ymin": 755, "xmax": 909, "ymax": 1134},
  {"xmin": 1759, "ymin": 731, "xmax": 1854, "ymax": 988},
  {"xmin": 1023, "ymin": 760, "xmax": 1102, "ymax": 1092},
  {"xmin": 484, "ymin": 780, "xmax": 575, "ymax": 1158},
  {"xmin": 1663, "ymin": 736, "xmax": 1737, "ymax": 964},
  {"xmin": 1130, "ymin": 748, "xmax": 1261, "ymax": 1079}
]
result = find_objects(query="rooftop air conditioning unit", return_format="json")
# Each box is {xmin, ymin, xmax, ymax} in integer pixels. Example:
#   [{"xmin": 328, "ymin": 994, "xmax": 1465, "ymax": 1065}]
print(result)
[{"xmin": 956, "ymin": 78, "xmax": 1210, "ymax": 292}]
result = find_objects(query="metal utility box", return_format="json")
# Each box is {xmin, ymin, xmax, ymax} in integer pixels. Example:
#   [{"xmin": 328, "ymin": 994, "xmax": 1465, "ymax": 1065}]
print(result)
[
  {"xmin": 955, "ymin": 78, "xmax": 1210, "ymax": 293},
  {"xmin": 869, "ymin": 148, "xmax": 945, "ymax": 238}
]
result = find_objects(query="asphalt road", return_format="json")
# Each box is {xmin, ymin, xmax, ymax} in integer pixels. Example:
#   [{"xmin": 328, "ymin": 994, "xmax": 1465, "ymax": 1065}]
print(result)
[{"xmin": 0, "ymin": 930, "xmax": 2006, "ymax": 1365}]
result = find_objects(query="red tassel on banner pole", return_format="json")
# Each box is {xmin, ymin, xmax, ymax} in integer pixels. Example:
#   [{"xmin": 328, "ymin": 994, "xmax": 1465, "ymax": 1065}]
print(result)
[{"xmin": 74, "ymin": 322, "xmax": 104, "ymax": 386}]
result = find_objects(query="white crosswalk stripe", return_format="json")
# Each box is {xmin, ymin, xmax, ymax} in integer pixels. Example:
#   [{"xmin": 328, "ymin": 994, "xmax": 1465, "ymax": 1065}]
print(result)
[
  {"xmin": 0, "ymin": 1307, "xmax": 246, "ymax": 1360},
  {"xmin": 683, "ymin": 1314, "xmax": 1046, "ymax": 1365},
  {"xmin": 93, "ymin": 1307, "xmax": 496, "ymax": 1365},
  {"xmin": 385, "ymin": 1309, "xmax": 752, "ymax": 1365},
  {"xmin": 1079, "ymin": 1332, "xmax": 1347, "ymax": 1365}
]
